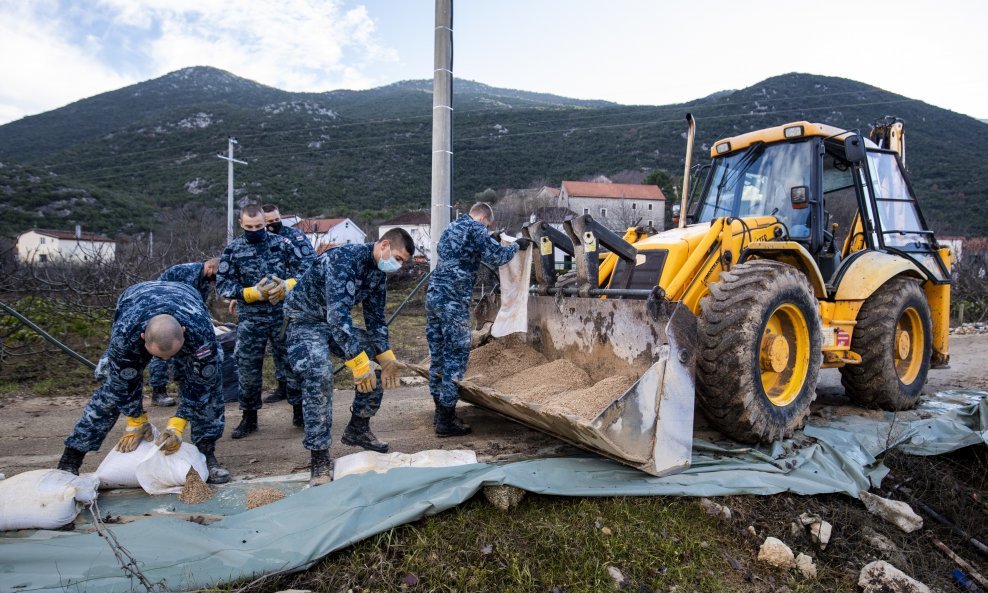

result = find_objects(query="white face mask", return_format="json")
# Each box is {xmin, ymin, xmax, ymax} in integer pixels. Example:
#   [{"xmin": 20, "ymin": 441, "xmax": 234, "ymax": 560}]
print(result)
[{"xmin": 377, "ymin": 243, "xmax": 401, "ymax": 273}]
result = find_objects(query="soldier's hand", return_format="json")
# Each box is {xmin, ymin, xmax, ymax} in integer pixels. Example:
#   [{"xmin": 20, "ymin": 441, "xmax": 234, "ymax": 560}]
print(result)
[
  {"xmin": 490, "ymin": 230, "xmax": 503, "ymax": 242},
  {"xmin": 376, "ymin": 350, "xmax": 403, "ymax": 390},
  {"xmin": 346, "ymin": 352, "xmax": 378, "ymax": 393},
  {"xmin": 244, "ymin": 276, "xmax": 274, "ymax": 303},
  {"xmin": 154, "ymin": 417, "xmax": 188, "ymax": 455},
  {"xmin": 264, "ymin": 276, "xmax": 287, "ymax": 304},
  {"xmin": 116, "ymin": 413, "xmax": 153, "ymax": 453},
  {"xmin": 515, "ymin": 237, "xmax": 534, "ymax": 251}
]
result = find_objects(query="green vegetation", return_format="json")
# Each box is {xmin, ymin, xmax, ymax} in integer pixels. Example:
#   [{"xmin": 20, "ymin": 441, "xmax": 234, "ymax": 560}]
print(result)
[{"xmin": 1, "ymin": 68, "xmax": 986, "ymax": 240}]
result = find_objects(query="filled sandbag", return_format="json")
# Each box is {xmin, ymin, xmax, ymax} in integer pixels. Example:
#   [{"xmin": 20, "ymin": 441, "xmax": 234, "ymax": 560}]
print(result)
[
  {"xmin": 94, "ymin": 426, "xmax": 160, "ymax": 489},
  {"xmin": 135, "ymin": 443, "xmax": 208, "ymax": 495},
  {"xmin": 0, "ymin": 469, "xmax": 100, "ymax": 531}
]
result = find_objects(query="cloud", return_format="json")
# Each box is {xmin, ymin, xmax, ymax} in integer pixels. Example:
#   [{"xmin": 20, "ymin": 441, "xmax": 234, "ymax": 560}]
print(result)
[{"xmin": 0, "ymin": 0, "xmax": 398, "ymax": 125}]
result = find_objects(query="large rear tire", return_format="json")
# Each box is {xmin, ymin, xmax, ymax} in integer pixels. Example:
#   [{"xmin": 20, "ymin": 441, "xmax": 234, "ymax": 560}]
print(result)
[
  {"xmin": 840, "ymin": 277, "xmax": 931, "ymax": 410},
  {"xmin": 697, "ymin": 260, "xmax": 823, "ymax": 443}
]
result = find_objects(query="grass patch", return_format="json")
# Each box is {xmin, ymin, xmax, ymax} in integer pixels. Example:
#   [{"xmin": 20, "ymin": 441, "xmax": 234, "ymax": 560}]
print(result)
[{"xmin": 247, "ymin": 495, "xmax": 782, "ymax": 593}]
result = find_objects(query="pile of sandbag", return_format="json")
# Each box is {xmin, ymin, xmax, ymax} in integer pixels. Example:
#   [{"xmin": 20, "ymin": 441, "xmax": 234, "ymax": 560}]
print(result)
[{"xmin": 96, "ymin": 429, "xmax": 208, "ymax": 495}]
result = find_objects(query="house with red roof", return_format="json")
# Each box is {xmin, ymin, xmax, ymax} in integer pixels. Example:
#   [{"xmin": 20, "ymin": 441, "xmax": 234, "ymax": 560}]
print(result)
[
  {"xmin": 559, "ymin": 180, "xmax": 665, "ymax": 231},
  {"xmin": 16, "ymin": 226, "xmax": 116, "ymax": 264},
  {"xmin": 293, "ymin": 217, "xmax": 365, "ymax": 249}
]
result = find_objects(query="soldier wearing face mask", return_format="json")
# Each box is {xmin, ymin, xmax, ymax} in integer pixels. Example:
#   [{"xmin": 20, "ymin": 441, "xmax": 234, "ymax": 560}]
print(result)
[
  {"xmin": 259, "ymin": 204, "xmax": 315, "ymax": 405},
  {"xmin": 282, "ymin": 228, "xmax": 414, "ymax": 485},
  {"xmin": 216, "ymin": 204, "xmax": 307, "ymax": 439}
]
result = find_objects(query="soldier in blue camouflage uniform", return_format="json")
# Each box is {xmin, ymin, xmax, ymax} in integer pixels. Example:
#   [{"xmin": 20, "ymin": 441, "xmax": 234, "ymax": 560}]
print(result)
[
  {"xmin": 147, "ymin": 258, "xmax": 220, "ymax": 407},
  {"xmin": 261, "ymin": 204, "xmax": 316, "ymax": 404},
  {"xmin": 426, "ymin": 203, "xmax": 531, "ymax": 436},
  {"xmin": 216, "ymin": 204, "xmax": 307, "ymax": 439},
  {"xmin": 56, "ymin": 281, "xmax": 230, "ymax": 484},
  {"xmin": 284, "ymin": 228, "xmax": 415, "ymax": 485}
]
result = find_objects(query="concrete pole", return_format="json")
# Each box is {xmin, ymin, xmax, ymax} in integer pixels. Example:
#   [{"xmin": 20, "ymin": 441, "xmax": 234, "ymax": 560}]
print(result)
[
  {"xmin": 430, "ymin": 0, "xmax": 453, "ymax": 269},
  {"xmin": 216, "ymin": 137, "xmax": 247, "ymax": 244}
]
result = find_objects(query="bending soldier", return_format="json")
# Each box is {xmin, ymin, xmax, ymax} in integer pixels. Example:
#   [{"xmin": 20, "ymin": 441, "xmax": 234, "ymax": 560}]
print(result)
[
  {"xmin": 426, "ymin": 202, "xmax": 531, "ymax": 436},
  {"xmin": 147, "ymin": 257, "xmax": 220, "ymax": 407},
  {"xmin": 284, "ymin": 228, "xmax": 414, "ymax": 485},
  {"xmin": 57, "ymin": 281, "xmax": 230, "ymax": 483}
]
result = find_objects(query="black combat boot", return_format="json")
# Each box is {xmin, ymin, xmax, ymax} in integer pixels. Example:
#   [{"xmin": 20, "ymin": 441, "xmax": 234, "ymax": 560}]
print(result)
[
  {"xmin": 262, "ymin": 380, "xmax": 287, "ymax": 404},
  {"xmin": 231, "ymin": 410, "xmax": 258, "ymax": 439},
  {"xmin": 151, "ymin": 385, "xmax": 177, "ymax": 407},
  {"xmin": 292, "ymin": 404, "xmax": 304, "ymax": 428},
  {"xmin": 341, "ymin": 414, "xmax": 389, "ymax": 453},
  {"xmin": 435, "ymin": 405, "xmax": 471, "ymax": 437},
  {"xmin": 309, "ymin": 449, "xmax": 332, "ymax": 486},
  {"xmin": 197, "ymin": 441, "xmax": 231, "ymax": 484},
  {"xmin": 57, "ymin": 447, "xmax": 86, "ymax": 475}
]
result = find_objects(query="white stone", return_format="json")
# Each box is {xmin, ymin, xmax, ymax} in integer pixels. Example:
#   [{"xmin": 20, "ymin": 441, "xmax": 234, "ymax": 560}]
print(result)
[
  {"xmin": 809, "ymin": 520, "xmax": 832, "ymax": 550},
  {"xmin": 699, "ymin": 498, "xmax": 733, "ymax": 521},
  {"xmin": 858, "ymin": 560, "xmax": 931, "ymax": 593},
  {"xmin": 795, "ymin": 553, "xmax": 816, "ymax": 579},
  {"xmin": 859, "ymin": 492, "xmax": 923, "ymax": 533},
  {"xmin": 757, "ymin": 537, "xmax": 796, "ymax": 569},
  {"xmin": 607, "ymin": 565, "xmax": 626, "ymax": 589}
]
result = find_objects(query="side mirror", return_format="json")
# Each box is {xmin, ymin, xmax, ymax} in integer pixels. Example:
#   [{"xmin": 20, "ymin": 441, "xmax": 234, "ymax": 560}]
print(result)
[
  {"xmin": 844, "ymin": 134, "xmax": 866, "ymax": 163},
  {"xmin": 790, "ymin": 186, "xmax": 809, "ymax": 210}
]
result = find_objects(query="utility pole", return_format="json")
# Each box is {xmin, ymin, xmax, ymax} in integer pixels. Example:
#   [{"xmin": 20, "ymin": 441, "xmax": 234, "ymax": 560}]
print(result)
[
  {"xmin": 430, "ymin": 0, "xmax": 453, "ymax": 268},
  {"xmin": 216, "ymin": 137, "xmax": 247, "ymax": 243}
]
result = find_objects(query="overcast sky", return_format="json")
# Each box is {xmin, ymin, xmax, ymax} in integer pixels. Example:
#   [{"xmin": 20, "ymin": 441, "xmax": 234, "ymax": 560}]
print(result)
[{"xmin": 1, "ymin": 0, "xmax": 985, "ymax": 126}]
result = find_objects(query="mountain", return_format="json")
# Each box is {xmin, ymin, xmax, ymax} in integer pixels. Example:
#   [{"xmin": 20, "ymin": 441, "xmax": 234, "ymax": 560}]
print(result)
[{"xmin": 1, "ymin": 67, "xmax": 986, "ymax": 238}]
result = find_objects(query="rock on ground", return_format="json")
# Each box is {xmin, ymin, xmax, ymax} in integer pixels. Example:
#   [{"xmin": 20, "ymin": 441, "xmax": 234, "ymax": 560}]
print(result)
[
  {"xmin": 859, "ymin": 491, "xmax": 923, "ymax": 533},
  {"xmin": 858, "ymin": 560, "xmax": 931, "ymax": 593},
  {"xmin": 699, "ymin": 497, "xmax": 733, "ymax": 521},
  {"xmin": 795, "ymin": 553, "xmax": 816, "ymax": 579},
  {"xmin": 757, "ymin": 537, "xmax": 796, "ymax": 569}
]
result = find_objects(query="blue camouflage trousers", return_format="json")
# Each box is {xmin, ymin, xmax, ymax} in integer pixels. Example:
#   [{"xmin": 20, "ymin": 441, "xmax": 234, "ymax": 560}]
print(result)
[
  {"xmin": 425, "ymin": 298, "xmax": 472, "ymax": 408},
  {"xmin": 66, "ymin": 352, "xmax": 226, "ymax": 452},
  {"xmin": 286, "ymin": 321, "xmax": 384, "ymax": 451},
  {"xmin": 235, "ymin": 313, "xmax": 288, "ymax": 410},
  {"xmin": 148, "ymin": 356, "xmax": 173, "ymax": 388}
]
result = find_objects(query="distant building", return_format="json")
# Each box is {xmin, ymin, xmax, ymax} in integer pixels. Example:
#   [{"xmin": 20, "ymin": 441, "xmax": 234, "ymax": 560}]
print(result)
[
  {"xmin": 293, "ymin": 217, "xmax": 365, "ymax": 249},
  {"xmin": 378, "ymin": 211, "xmax": 431, "ymax": 259},
  {"xmin": 558, "ymin": 180, "xmax": 665, "ymax": 231},
  {"xmin": 16, "ymin": 227, "xmax": 116, "ymax": 264}
]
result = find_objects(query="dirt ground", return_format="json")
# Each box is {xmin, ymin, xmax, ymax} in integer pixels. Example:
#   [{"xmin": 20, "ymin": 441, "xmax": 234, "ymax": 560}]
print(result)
[{"xmin": 1, "ymin": 333, "xmax": 986, "ymax": 480}]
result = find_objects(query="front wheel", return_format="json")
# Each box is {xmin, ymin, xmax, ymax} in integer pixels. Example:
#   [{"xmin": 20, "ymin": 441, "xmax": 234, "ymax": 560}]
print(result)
[
  {"xmin": 696, "ymin": 260, "xmax": 823, "ymax": 443},
  {"xmin": 840, "ymin": 277, "xmax": 931, "ymax": 409}
]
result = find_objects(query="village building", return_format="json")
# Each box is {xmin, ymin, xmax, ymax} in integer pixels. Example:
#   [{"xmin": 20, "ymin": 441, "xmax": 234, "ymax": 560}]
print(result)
[
  {"xmin": 15, "ymin": 227, "xmax": 116, "ymax": 264},
  {"xmin": 558, "ymin": 180, "xmax": 665, "ymax": 231},
  {"xmin": 292, "ymin": 217, "xmax": 365, "ymax": 250}
]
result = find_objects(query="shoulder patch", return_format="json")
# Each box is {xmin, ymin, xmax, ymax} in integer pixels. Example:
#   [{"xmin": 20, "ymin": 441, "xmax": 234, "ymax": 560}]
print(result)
[
  {"xmin": 195, "ymin": 345, "xmax": 212, "ymax": 359},
  {"xmin": 218, "ymin": 261, "xmax": 230, "ymax": 273},
  {"xmin": 119, "ymin": 367, "xmax": 139, "ymax": 380}
]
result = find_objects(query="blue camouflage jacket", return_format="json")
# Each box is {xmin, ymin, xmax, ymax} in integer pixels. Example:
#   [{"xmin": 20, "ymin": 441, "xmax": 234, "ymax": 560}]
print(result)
[
  {"xmin": 101, "ymin": 282, "xmax": 219, "ymax": 418},
  {"xmin": 284, "ymin": 243, "xmax": 389, "ymax": 360},
  {"xmin": 216, "ymin": 232, "xmax": 306, "ymax": 317},
  {"xmin": 158, "ymin": 262, "xmax": 212, "ymax": 303},
  {"xmin": 427, "ymin": 214, "xmax": 519, "ymax": 305},
  {"xmin": 276, "ymin": 225, "xmax": 316, "ymax": 275}
]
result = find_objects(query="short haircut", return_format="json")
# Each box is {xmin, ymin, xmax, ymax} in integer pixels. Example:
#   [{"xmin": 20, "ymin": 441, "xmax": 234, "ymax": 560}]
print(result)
[
  {"xmin": 380, "ymin": 227, "xmax": 415, "ymax": 257},
  {"xmin": 144, "ymin": 314, "xmax": 184, "ymax": 355},
  {"xmin": 261, "ymin": 204, "xmax": 279, "ymax": 213},
  {"xmin": 470, "ymin": 202, "xmax": 495, "ymax": 222},
  {"xmin": 240, "ymin": 203, "xmax": 263, "ymax": 220}
]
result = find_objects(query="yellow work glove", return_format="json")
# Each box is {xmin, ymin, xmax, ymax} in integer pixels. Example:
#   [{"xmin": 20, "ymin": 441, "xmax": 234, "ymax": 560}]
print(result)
[
  {"xmin": 263, "ymin": 275, "xmax": 287, "ymax": 304},
  {"xmin": 116, "ymin": 413, "xmax": 153, "ymax": 453},
  {"xmin": 154, "ymin": 417, "xmax": 188, "ymax": 455},
  {"xmin": 244, "ymin": 276, "xmax": 275, "ymax": 303},
  {"xmin": 376, "ymin": 350, "xmax": 403, "ymax": 390},
  {"xmin": 345, "ymin": 351, "xmax": 378, "ymax": 393}
]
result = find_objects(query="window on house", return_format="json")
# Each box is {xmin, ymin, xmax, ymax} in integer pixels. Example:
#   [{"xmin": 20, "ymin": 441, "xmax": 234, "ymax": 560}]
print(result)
[
  {"xmin": 600, "ymin": 208, "xmax": 608, "ymax": 217},
  {"xmin": 583, "ymin": 208, "xmax": 589, "ymax": 215},
  {"xmin": 631, "ymin": 203, "xmax": 637, "ymax": 210},
  {"xmin": 39, "ymin": 254, "xmax": 47, "ymax": 263},
  {"xmin": 648, "ymin": 203, "xmax": 653, "ymax": 211},
  {"xmin": 647, "ymin": 220, "xmax": 654, "ymax": 227},
  {"xmin": 39, "ymin": 237, "xmax": 46, "ymax": 244}
]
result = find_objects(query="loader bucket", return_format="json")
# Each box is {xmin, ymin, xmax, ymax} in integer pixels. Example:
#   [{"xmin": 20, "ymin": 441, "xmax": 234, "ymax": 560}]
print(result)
[{"xmin": 441, "ymin": 295, "xmax": 696, "ymax": 477}]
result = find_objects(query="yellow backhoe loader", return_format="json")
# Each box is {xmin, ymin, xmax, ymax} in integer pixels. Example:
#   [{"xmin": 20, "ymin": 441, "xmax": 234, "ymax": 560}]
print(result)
[{"xmin": 443, "ymin": 115, "xmax": 952, "ymax": 477}]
